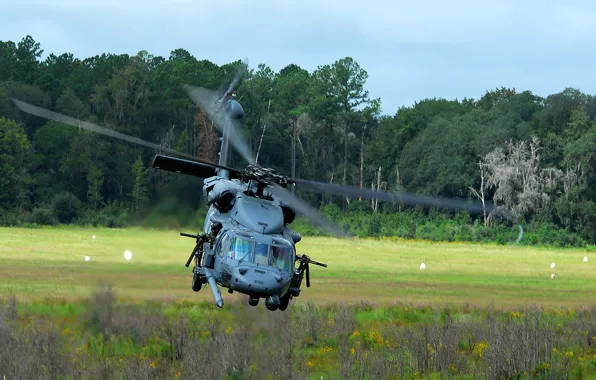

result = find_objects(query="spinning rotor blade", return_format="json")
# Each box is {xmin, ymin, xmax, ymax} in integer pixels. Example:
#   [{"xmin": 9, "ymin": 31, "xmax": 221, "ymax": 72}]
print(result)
[
  {"xmin": 12, "ymin": 99, "xmax": 197, "ymax": 161},
  {"xmin": 291, "ymin": 179, "xmax": 523, "ymax": 240},
  {"xmin": 292, "ymin": 179, "xmax": 492, "ymax": 215},
  {"xmin": 183, "ymin": 84, "xmax": 255, "ymax": 165},
  {"xmin": 11, "ymin": 99, "xmax": 240, "ymax": 180},
  {"xmin": 270, "ymin": 185, "xmax": 351, "ymax": 237},
  {"xmin": 224, "ymin": 57, "xmax": 248, "ymax": 97}
]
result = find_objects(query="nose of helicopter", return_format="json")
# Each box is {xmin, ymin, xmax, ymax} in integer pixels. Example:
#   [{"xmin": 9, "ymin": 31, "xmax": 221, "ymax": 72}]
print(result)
[{"xmin": 230, "ymin": 265, "xmax": 291, "ymax": 297}]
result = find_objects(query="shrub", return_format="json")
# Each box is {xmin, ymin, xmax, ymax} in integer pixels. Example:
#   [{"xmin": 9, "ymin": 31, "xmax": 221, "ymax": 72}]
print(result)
[
  {"xmin": 28, "ymin": 207, "xmax": 58, "ymax": 225},
  {"xmin": 51, "ymin": 191, "xmax": 82, "ymax": 223}
]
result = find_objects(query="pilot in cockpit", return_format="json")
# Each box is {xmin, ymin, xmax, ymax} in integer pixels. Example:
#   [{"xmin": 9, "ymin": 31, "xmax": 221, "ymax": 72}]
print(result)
[
  {"xmin": 228, "ymin": 237, "xmax": 252, "ymax": 261},
  {"xmin": 270, "ymin": 246, "xmax": 292, "ymax": 272}
]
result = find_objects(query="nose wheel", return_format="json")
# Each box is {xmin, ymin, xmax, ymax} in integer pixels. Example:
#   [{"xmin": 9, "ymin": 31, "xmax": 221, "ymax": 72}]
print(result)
[{"xmin": 248, "ymin": 297, "xmax": 259, "ymax": 307}]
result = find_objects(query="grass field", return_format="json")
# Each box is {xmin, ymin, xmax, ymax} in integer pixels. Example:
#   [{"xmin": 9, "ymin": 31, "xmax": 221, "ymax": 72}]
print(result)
[
  {"xmin": 0, "ymin": 226, "xmax": 594, "ymax": 309},
  {"xmin": 1, "ymin": 226, "xmax": 596, "ymax": 379}
]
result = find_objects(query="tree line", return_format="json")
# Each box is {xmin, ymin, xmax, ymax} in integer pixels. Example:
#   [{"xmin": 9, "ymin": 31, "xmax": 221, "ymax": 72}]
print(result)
[{"xmin": 1, "ymin": 35, "xmax": 595, "ymax": 246}]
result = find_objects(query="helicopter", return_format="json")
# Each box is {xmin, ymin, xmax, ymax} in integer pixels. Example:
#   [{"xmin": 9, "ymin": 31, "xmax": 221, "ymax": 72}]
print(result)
[{"xmin": 12, "ymin": 59, "xmax": 503, "ymax": 311}]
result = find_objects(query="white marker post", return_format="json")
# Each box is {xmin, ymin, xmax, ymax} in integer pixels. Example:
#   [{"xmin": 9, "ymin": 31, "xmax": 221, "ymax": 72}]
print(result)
[{"xmin": 124, "ymin": 250, "xmax": 133, "ymax": 261}]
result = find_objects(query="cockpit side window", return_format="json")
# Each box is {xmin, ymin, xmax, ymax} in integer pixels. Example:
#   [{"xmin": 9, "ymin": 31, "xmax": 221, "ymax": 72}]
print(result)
[
  {"xmin": 269, "ymin": 245, "xmax": 293, "ymax": 272},
  {"xmin": 218, "ymin": 233, "xmax": 232, "ymax": 258}
]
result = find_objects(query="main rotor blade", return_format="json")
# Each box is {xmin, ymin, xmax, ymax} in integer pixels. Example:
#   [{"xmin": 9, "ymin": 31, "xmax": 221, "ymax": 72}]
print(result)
[
  {"xmin": 292, "ymin": 179, "xmax": 492, "ymax": 215},
  {"xmin": 152, "ymin": 154, "xmax": 242, "ymax": 180},
  {"xmin": 224, "ymin": 58, "xmax": 248, "ymax": 96},
  {"xmin": 183, "ymin": 84, "xmax": 255, "ymax": 164},
  {"xmin": 270, "ymin": 184, "xmax": 351, "ymax": 237},
  {"xmin": 12, "ymin": 99, "xmax": 196, "ymax": 161}
]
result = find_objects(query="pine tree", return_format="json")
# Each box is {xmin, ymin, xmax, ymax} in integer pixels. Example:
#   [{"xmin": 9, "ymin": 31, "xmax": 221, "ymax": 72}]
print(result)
[
  {"xmin": 130, "ymin": 156, "xmax": 148, "ymax": 217},
  {"xmin": 86, "ymin": 166, "xmax": 104, "ymax": 209}
]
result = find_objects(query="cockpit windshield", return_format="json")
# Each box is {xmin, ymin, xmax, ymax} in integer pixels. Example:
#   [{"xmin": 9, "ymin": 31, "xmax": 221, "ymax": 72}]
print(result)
[
  {"xmin": 219, "ymin": 232, "xmax": 294, "ymax": 273},
  {"xmin": 254, "ymin": 242, "xmax": 269, "ymax": 265},
  {"xmin": 226, "ymin": 237, "xmax": 252, "ymax": 261}
]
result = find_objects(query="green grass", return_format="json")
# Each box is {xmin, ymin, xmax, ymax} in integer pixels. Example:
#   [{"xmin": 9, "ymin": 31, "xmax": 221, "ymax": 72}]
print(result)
[{"xmin": 1, "ymin": 226, "xmax": 594, "ymax": 309}]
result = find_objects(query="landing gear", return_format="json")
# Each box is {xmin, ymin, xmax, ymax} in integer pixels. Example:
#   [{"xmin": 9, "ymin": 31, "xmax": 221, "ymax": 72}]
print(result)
[
  {"xmin": 279, "ymin": 294, "xmax": 290, "ymax": 311},
  {"xmin": 192, "ymin": 273, "xmax": 203, "ymax": 292},
  {"xmin": 265, "ymin": 295, "xmax": 280, "ymax": 311},
  {"xmin": 247, "ymin": 295, "xmax": 289, "ymax": 311}
]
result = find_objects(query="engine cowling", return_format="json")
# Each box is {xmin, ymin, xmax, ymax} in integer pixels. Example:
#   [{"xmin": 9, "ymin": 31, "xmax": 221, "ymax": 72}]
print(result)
[
  {"xmin": 206, "ymin": 181, "xmax": 237, "ymax": 212},
  {"xmin": 279, "ymin": 201, "xmax": 296, "ymax": 225},
  {"xmin": 285, "ymin": 228, "xmax": 301, "ymax": 243}
]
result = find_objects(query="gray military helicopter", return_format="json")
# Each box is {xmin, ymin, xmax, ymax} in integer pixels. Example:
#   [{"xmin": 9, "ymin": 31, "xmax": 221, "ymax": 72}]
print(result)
[{"xmin": 12, "ymin": 59, "xmax": 499, "ymax": 311}]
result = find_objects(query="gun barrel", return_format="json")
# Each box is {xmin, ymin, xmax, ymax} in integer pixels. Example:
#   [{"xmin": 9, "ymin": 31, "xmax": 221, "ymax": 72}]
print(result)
[
  {"xmin": 185, "ymin": 245, "xmax": 199, "ymax": 267},
  {"xmin": 180, "ymin": 232, "xmax": 198, "ymax": 239}
]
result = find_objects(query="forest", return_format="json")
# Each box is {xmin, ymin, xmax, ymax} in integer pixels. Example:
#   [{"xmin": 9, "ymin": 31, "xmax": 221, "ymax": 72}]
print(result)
[{"xmin": 1, "ymin": 35, "xmax": 595, "ymax": 247}]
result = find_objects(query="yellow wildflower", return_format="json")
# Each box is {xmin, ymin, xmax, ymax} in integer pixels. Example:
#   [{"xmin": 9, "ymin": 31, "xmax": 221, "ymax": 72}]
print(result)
[{"xmin": 473, "ymin": 341, "xmax": 489, "ymax": 359}]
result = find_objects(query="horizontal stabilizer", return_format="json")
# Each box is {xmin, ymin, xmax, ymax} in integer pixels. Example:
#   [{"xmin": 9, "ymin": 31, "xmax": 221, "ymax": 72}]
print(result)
[{"xmin": 152, "ymin": 155, "xmax": 218, "ymax": 178}]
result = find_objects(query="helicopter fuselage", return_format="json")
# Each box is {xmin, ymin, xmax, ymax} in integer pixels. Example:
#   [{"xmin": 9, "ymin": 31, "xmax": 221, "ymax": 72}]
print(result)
[{"xmin": 188, "ymin": 175, "xmax": 304, "ymax": 310}]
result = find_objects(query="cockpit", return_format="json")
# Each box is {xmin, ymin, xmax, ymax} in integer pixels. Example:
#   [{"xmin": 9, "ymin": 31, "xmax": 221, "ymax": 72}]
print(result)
[{"xmin": 217, "ymin": 230, "xmax": 295, "ymax": 273}]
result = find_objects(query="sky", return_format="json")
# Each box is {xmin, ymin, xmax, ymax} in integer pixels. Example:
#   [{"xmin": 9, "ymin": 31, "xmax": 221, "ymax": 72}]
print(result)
[{"xmin": 2, "ymin": 0, "xmax": 596, "ymax": 116}]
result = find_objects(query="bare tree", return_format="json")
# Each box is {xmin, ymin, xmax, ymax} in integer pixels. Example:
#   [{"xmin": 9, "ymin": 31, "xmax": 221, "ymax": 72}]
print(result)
[
  {"xmin": 469, "ymin": 160, "xmax": 488, "ymax": 226},
  {"xmin": 483, "ymin": 136, "xmax": 562, "ymax": 220},
  {"xmin": 561, "ymin": 162, "xmax": 581, "ymax": 199},
  {"xmin": 395, "ymin": 164, "xmax": 403, "ymax": 192},
  {"xmin": 291, "ymin": 113, "xmax": 311, "ymax": 181},
  {"xmin": 371, "ymin": 166, "xmax": 387, "ymax": 212}
]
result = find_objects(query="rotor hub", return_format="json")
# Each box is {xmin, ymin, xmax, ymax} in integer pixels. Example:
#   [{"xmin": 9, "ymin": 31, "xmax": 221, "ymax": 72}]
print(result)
[{"xmin": 241, "ymin": 165, "xmax": 294, "ymax": 188}]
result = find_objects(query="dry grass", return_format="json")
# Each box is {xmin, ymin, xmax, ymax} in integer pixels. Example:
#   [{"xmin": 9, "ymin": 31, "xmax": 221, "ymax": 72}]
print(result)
[{"xmin": 1, "ymin": 288, "xmax": 596, "ymax": 379}]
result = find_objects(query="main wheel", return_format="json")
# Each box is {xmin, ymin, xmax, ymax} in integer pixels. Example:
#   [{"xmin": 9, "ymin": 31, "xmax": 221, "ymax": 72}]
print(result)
[
  {"xmin": 192, "ymin": 273, "xmax": 202, "ymax": 292},
  {"xmin": 279, "ymin": 295, "xmax": 290, "ymax": 311}
]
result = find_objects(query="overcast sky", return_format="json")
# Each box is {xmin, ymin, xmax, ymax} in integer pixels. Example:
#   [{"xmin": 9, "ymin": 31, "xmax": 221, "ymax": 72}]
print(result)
[{"xmin": 3, "ymin": 0, "xmax": 596, "ymax": 115}]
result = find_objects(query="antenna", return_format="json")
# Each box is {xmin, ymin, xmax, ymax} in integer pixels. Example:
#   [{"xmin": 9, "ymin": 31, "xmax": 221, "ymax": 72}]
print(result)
[{"xmin": 254, "ymin": 99, "xmax": 271, "ymax": 165}]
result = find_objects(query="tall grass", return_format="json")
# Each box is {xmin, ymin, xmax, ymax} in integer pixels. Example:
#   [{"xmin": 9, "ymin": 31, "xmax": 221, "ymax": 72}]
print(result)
[{"xmin": 1, "ymin": 288, "xmax": 595, "ymax": 379}]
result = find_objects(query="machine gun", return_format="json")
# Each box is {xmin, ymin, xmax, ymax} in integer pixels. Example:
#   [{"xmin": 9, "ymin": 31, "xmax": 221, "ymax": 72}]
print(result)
[{"xmin": 288, "ymin": 253, "xmax": 327, "ymax": 297}]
